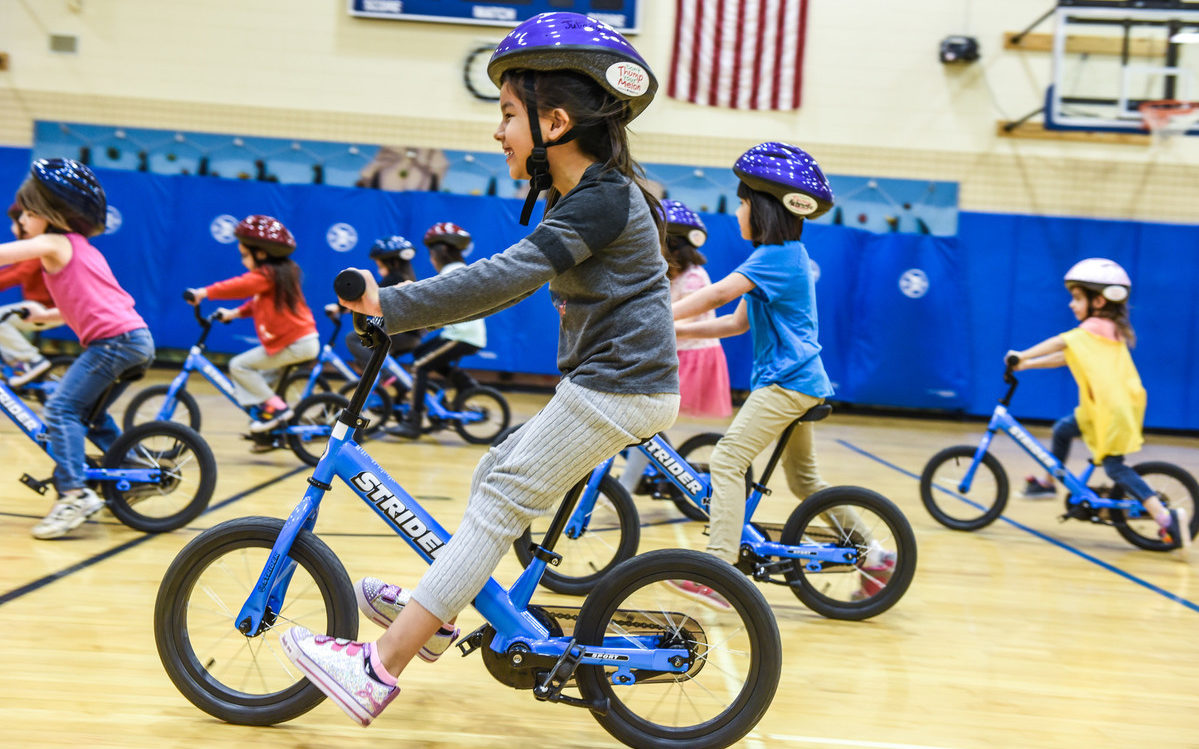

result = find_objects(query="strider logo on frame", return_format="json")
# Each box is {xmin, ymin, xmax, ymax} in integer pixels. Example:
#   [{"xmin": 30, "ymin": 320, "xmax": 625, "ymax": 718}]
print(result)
[
  {"xmin": 351, "ymin": 471, "xmax": 445, "ymax": 557},
  {"xmin": 0, "ymin": 387, "xmax": 39, "ymax": 433},
  {"xmin": 644, "ymin": 441, "xmax": 704, "ymax": 495}
]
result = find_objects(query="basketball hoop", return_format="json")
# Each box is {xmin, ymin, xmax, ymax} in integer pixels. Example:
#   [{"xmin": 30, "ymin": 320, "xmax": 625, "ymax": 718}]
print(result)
[{"xmin": 1138, "ymin": 100, "xmax": 1199, "ymax": 142}]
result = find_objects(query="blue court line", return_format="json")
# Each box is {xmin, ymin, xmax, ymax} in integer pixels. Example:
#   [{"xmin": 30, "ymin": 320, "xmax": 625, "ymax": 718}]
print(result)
[
  {"xmin": 0, "ymin": 464, "xmax": 307, "ymax": 608},
  {"xmin": 836, "ymin": 438, "xmax": 1199, "ymax": 614}
]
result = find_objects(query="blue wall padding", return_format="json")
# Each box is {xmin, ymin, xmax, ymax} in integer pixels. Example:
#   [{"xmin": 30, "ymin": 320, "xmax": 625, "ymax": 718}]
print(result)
[{"xmin": 1, "ymin": 146, "xmax": 1196, "ymax": 429}]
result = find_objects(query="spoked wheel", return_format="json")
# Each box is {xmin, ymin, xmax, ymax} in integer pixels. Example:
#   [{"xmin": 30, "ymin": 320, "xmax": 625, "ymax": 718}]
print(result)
[
  {"xmin": 279, "ymin": 371, "xmax": 330, "ymax": 406},
  {"xmin": 1109, "ymin": 461, "xmax": 1199, "ymax": 551},
  {"xmin": 452, "ymin": 386, "xmax": 510, "ymax": 445},
  {"xmin": 287, "ymin": 392, "xmax": 350, "ymax": 467},
  {"xmin": 337, "ymin": 381, "xmax": 391, "ymax": 434},
  {"xmin": 154, "ymin": 517, "xmax": 357, "ymax": 726},
  {"xmin": 666, "ymin": 433, "xmax": 754, "ymax": 522},
  {"xmin": 574, "ymin": 549, "xmax": 781, "ymax": 749},
  {"xmin": 920, "ymin": 445, "xmax": 1009, "ymax": 530},
  {"xmin": 512, "ymin": 476, "xmax": 640, "ymax": 596},
  {"xmin": 779, "ymin": 486, "xmax": 917, "ymax": 620},
  {"xmin": 122, "ymin": 384, "xmax": 202, "ymax": 432},
  {"xmin": 101, "ymin": 421, "xmax": 216, "ymax": 533}
]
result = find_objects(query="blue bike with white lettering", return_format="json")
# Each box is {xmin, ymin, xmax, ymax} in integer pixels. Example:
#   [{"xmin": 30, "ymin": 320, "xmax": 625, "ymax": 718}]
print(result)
[
  {"xmin": 920, "ymin": 355, "xmax": 1199, "ymax": 550},
  {"xmin": 152, "ymin": 270, "xmax": 782, "ymax": 749}
]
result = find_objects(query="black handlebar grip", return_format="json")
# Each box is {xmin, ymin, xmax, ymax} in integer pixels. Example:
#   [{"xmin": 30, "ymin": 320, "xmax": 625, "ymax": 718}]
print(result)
[
  {"xmin": 183, "ymin": 289, "xmax": 197, "ymax": 304},
  {"xmin": 1006, "ymin": 354, "xmax": 1020, "ymax": 367},
  {"xmin": 334, "ymin": 269, "xmax": 366, "ymax": 302},
  {"xmin": 15, "ymin": 306, "xmax": 30, "ymax": 320}
]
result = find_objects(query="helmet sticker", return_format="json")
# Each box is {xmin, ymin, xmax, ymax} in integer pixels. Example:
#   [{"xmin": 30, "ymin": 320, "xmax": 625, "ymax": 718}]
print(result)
[
  {"xmin": 782, "ymin": 192, "xmax": 818, "ymax": 216},
  {"xmin": 687, "ymin": 228, "xmax": 707, "ymax": 247},
  {"xmin": 606, "ymin": 61, "xmax": 650, "ymax": 97},
  {"xmin": 1103, "ymin": 285, "xmax": 1128, "ymax": 302}
]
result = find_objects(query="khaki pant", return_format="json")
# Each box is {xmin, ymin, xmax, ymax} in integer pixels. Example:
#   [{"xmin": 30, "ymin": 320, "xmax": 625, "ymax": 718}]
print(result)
[{"xmin": 707, "ymin": 384, "xmax": 830, "ymax": 563}]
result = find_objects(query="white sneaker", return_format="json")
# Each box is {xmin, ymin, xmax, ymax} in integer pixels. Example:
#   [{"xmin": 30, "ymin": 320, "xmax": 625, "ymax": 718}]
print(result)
[
  {"xmin": 32, "ymin": 488, "xmax": 106, "ymax": 539},
  {"xmin": 9, "ymin": 357, "xmax": 52, "ymax": 387}
]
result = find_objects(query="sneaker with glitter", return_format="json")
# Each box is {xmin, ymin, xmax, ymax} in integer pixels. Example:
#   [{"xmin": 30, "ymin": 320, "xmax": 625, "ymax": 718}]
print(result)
[
  {"xmin": 1160, "ymin": 507, "xmax": 1192, "ymax": 552},
  {"xmin": 279, "ymin": 626, "xmax": 399, "ymax": 726},
  {"xmin": 852, "ymin": 541, "xmax": 897, "ymax": 601},
  {"xmin": 354, "ymin": 578, "xmax": 460, "ymax": 662},
  {"xmin": 32, "ymin": 488, "xmax": 106, "ymax": 539}
]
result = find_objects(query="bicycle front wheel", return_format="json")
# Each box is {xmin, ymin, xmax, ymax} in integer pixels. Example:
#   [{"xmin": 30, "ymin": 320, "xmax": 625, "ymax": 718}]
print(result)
[
  {"xmin": 920, "ymin": 445, "xmax": 1009, "ymax": 530},
  {"xmin": 574, "ymin": 549, "xmax": 781, "ymax": 749},
  {"xmin": 512, "ymin": 475, "xmax": 640, "ymax": 596},
  {"xmin": 154, "ymin": 517, "xmax": 357, "ymax": 726}
]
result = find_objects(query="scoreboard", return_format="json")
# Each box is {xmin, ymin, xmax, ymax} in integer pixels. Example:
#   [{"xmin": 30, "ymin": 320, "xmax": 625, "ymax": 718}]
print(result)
[{"xmin": 348, "ymin": 1, "xmax": 641, "ymax": 33}]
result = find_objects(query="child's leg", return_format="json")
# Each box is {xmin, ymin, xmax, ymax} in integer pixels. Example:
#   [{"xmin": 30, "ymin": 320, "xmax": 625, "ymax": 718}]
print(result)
[
  {"xmin": 380, "ymin": 379, "xmax": 679, "ymax": 674},
  {"xmin": 619, "ymin": 449, "xmax": 652, "ymax": 493},
  {"xmin": 405, "ymin": 338, "xmax": 463, "ymax": 426},
  {"xmin": 0, "ymin": 302, "xmax": 43, "ymax": 365},
  {"xmin": 1046, "ymin": 414, "xmax": 1081, "ymax": 483},
  {"xmin": 1101, "ymin": 455, "xmax": 1168, "ymax": 523},
  {"xmin": 708, "ymin": 385, "xmax": 808, "ymax": 564},
  {"xmin": 227, "ymin": 336, "xmax": 319, "ymax": 408}
]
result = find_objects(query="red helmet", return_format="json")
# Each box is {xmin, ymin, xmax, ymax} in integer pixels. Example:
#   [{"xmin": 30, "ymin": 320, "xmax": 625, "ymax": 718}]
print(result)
[
  {"xmin": 423, "ymin": 222, "xmax": 473, "ymax": 255},
  {"xmin": 235, "ymin": 214, "xmax": 296, "ymax": 258}
]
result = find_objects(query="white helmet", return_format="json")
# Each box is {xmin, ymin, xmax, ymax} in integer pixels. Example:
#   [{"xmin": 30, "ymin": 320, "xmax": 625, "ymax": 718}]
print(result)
[{"xmin": 1064, "ymin": 258, "xmax": 1131, "ymax": 303}]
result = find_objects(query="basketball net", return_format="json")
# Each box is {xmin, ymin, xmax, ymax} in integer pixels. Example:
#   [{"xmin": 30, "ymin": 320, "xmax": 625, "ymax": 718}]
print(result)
[{"xmin": 1139, "ymin": 100, "xmax": 1199, "ymax": 144}]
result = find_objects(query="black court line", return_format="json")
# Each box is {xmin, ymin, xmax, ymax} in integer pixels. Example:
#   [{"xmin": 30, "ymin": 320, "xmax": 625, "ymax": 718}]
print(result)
[
  {"xmin": 0, "ymin": 464, "xmax": 308, "ymax": 608},
  {"xmin": 837, "ymin": 438, "xmax": 1199, "ymax": 614}
]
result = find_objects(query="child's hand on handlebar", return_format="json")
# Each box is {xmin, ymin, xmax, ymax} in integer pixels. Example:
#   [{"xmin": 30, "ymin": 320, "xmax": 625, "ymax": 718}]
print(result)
[
  {"xmin": 337, "ymin": 269, "xmax": 382, "ymax": 317},
  {"xmin": 1004, "ymin": 350, "xmax": 1023, "ymax": 370},
  {"xmin": 214, "ymin": 307, "xmax": 238, "ymax": 323},
  {"xmin": 185, "ymin": 288, "xmax": 207, "ymax": 305}
]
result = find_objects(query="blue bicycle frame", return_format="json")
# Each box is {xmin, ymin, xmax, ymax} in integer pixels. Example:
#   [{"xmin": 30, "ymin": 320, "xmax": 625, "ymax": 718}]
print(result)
[
  {"xmin": 369, "ymin": 355, "xmax": 486, "ymax": 427},
  {"xmin": 0, "ymin": 378, "xmax": 161, "ymax": 489},
  {"xmin": 572, "ymin": 431, "xmax": 858, "ymax": 569},
  {"xmin": 233, "ymin": 320, "xmax": 689, "ymax": 677}
]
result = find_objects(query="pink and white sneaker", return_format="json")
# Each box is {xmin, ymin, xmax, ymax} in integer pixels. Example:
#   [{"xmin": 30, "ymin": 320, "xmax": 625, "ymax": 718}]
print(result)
[
  {"xmin": 354, "ymin": 577, "xmax": 460, "ymax": 662},
  {"xmin": 853, "ymin": 541, "xmax": 897, "ymax": 601},
  {"xmin": 663, "ymin": 579, "xmax": 732, "ymax": 611},
  {"xmin": 279, "ymin": 626, "xmax": 399, "ymax": 726}
]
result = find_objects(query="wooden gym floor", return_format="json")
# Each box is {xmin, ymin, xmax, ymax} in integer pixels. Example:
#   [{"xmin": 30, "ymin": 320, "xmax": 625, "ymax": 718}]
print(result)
[{"xmin": 1, "ymin": 373, "xmax": 1196, "ymax": 748}]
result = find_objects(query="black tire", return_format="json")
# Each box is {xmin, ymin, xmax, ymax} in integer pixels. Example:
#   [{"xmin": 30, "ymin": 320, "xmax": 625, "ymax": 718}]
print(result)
[
  {"xmin": 1110, "ymin": 461, "xmax": 1199, "ymax": 551},
  {"xmin": 122, "ymin": 384, "xmax": 202, "ymax": 433},
  {"xmin": 920, "ymin": 445, "xmax": 1009, "ymax": 530},
  {"xmin": 154, "ymin": 517, "xmax": 357, "ymax": 726},
  {"xmin": 287, "ymin": 392, "xmax": 349, "ymax": 467},
  {"xmin": 101, "ymin": 421, "xmax": 216, "ymax": 533},
  {"xmin": 574, "ymin": 549, "xmax": 781, "ymax": 749},
  {"xmin": 452, "ymin": 385, "xmax": 510, "ymax": 444},
  {"xmin": 337, "ymin": 380, "xmax": 391, "ymax": 434},
  {"xmin": 279, "ymin": 370, "xmax": 330, "ymax": 405},
  {"xmin": 512, "ymin": 476, "xmax": 641, "ymax": 596},
  {"xmin": 668, "ymin": 433, "xmax": 754, "ymax": 522},
  {"xmin": 779, "ymin": 486, "xmax": 917, "ymax": 620}
]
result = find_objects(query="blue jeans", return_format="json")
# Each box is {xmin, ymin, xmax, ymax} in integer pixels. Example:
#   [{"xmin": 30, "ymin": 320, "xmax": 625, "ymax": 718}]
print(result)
[
  {"xmin": 1051, "ymin": 413, "xmax": 1155, "ymax": 502},
  {"xmin": 45, "ymin": 328, "xmax": 155, "ymax": 492}
]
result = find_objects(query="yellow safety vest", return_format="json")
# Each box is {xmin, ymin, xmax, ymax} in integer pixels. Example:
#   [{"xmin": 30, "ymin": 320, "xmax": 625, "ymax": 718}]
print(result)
[{"xmin": 1061, "ymin": 327, "xmax": 1146, "ymax": 461}]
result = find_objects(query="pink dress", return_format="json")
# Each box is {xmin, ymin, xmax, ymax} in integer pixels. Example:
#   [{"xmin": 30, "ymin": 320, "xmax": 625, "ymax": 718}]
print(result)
[{"xmin": 673, "ymin": 266, "xmax": 732, "ymax": 418}]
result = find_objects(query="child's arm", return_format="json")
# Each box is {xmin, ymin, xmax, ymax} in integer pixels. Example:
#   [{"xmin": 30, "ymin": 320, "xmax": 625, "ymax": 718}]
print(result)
[
  {"xmin": 672, "ymin": 272, "xmax": 754, "ymax": 320},
  {"xmin": 25, "ymin": 306, "xmax": 63, "ymax": 326},
  {"xmin": 677, "ymin": 299, "xmax": 749, "ymax": 339},
  {"xmin": 0, "ymin": 235, "xmax": 70, "ymax": 270},
  {"xmin": 1006, "ymin": 335, "xmax": 1067, "ymax": 370}
]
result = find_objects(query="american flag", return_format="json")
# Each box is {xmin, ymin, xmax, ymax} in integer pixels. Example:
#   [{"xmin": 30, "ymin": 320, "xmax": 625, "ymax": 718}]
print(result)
[{"xmin": 667, "ymin": 0, "xmax": 810, "ymax": 111}]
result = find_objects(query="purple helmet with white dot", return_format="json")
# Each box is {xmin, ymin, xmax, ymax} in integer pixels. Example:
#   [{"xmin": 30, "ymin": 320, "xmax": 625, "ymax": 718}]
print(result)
[
  {"xmin": 661, "ymin": 199, "xmax": 707, "ymax": 248},
  {"xmin": 30, "ymin": 158, "xmax": 107, "ymax": 232},
  {"xmin": 733, "ymin": 142, "xmax": 834, "ymax": 219},
  {"xmin": 487, "ymin": 12, "xmax": 657, "ymax": 121}
]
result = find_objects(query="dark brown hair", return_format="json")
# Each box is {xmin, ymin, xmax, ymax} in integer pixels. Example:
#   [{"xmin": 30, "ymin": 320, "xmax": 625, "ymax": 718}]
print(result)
[
  {"xmin": 245, "ymin": 242, "xmax": 305, "ymax": 313},
  {"xmin": 737, "ymin": 181, "xmax": 804, "ymax": 247},
  {"xmin": 663, "ymin": 234, "xmax": 707, "ymax": 280},
  {"xmin": 428, "ymin": 241, "xmax": 465, "ymax": 270},
  {"xmin": 501, "ymin": 69, "xmax": 664, "ymax": 243},
  {"xmin": 1071, "ymin": 284, "xmax": 1136, "ymax": 348},
  {"xmin": 15, "ymin": 177, "xmax": 103, "ymax": 237}
]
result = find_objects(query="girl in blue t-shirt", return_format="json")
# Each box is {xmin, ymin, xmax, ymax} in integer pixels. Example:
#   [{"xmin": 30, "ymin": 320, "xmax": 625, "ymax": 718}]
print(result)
[{"xmin": 673, "ymin": 142, "xmax": 894, "ymax": 604}]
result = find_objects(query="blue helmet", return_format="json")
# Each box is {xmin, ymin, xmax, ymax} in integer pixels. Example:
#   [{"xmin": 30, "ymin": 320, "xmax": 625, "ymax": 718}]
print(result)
[
  {"xmin": 30, "ymin": 158, "xmax": 107, "ymax": 232},
  {"xmin": 660, "ymin": 199, "xmax": 707, "ymax": 248},
  {"xmin": 487, "ymin": 12, "xmax": 657, "ymax": 121},
  {"xmin": 369, "ymin": 235, "xmax": 416, "ymax": 262},
  {"xmin": 733, "ymin": 142, "xmax": 833, "ymax": 219}
]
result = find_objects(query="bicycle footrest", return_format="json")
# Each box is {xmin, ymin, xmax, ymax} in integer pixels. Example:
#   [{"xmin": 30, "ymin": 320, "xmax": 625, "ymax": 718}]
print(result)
[
  {"xmin": 533, "ymin": 638, "xmax": 608, "ymax": 714},
  {"xmin": 20, "ymin": 473, "xmax": 50, "ymax": 495},
  {"xmin": 456, "ymin": 624, "xmax": 491, "ymax": 658}
]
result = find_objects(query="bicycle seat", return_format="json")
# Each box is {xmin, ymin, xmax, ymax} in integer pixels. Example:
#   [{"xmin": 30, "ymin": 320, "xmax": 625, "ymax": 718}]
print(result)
[
  {"xmin": 116, "ymin": 363, "xmax": 150, "ymax": 383},
  {"xmin": 798, "ymin": 404, "xmax": 832, "ymax": 423}
]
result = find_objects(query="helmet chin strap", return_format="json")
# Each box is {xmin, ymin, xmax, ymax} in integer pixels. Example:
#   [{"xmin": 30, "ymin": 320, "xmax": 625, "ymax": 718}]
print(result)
[{"xmin": 519, "ymin": 77, "xmax": 577, "ymax": 226}]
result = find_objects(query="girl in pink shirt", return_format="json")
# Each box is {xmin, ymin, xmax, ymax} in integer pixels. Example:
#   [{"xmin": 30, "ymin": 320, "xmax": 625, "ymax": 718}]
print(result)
[{"xmin": 0, "ymin": 159, "xmax": 154, "ymax": 539}]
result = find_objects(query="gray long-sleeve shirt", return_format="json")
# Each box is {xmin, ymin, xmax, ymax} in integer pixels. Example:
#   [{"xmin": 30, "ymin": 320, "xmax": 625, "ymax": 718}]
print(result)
[{"xmin": 378, "ymin": 163, "xmax": 679, "ymax": 395}]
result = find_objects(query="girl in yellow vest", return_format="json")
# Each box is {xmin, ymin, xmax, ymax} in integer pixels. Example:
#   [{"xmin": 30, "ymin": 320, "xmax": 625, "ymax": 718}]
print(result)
[{"xmin": 1006, "ymin": 258, "xmax": 1190, "ymax": 552}]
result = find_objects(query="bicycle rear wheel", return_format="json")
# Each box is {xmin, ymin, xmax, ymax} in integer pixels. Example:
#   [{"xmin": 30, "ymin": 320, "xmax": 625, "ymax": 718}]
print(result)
[
  {"xmin": 574, "ymin": 549, "xmax": 781, "ymax": 749},
  {"xmin": 1110, "ymin": 461, "xmax": 1199, "ymax": 551},
  {"xmin": 154, "ymin": 517, "xmax": 356, "ymax": 726}
]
